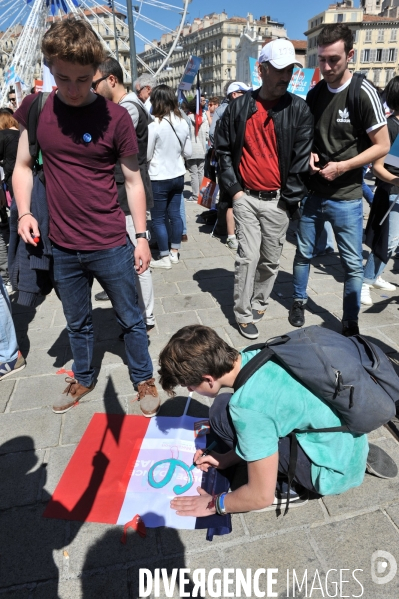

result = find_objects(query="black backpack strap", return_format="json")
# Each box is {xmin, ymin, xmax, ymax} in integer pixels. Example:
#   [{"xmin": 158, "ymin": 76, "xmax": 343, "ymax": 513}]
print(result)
[
  {"xmin": 27, "ymin": 91, "xmax": 50, "ymax": 163},
  {"xmin": 233, "ymin": 346, "xmax": 274, "ymax": 392},
  {"xmin": 306, "ymin": 80, "xmax": 327, "ymax": 126}
]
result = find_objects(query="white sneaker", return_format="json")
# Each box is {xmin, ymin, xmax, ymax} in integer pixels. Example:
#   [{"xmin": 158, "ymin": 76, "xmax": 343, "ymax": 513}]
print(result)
[
  {"xmin": 371, "ymin": 276, "xmax": 396, "ymax": 291},
  {"xmin": 361, "ymin": 283, "xmax": 372, "ymax": 305},
  {"xmin": 226, "ymin": 236, "xmax": 238, "ymax": 251},
  {"xmin": 169, "ymin": 251, "xmax": 179, "ymax": 264},
  {"xmin": 150, "ymin": 256, "xmax": 172, "ymax": 269}
]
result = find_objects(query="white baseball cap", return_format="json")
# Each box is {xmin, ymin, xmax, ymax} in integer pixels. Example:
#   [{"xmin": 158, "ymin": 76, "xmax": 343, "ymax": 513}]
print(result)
[
  {"xmin": 258, "ymin": 39, "xmax": 303, "ymax": 69},
  {"xmin": 227, "ymin": 82, "xmax": 252, "ymax": 96}
]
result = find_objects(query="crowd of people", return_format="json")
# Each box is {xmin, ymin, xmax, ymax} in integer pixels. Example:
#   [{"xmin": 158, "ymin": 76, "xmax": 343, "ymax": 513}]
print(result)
[{"xmin": 1, "ymin": 17, "xmax": 399, "ymax": 516}]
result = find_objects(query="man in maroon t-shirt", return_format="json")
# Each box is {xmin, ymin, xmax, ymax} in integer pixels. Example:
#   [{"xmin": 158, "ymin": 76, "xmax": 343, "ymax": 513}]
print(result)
[
  {"xmin": 215, "ymin": 39, "xmax": 313, "ymax": 339},
  {"xmin": 13, "ymin": 19, "xmax": 160, "ymax": 416}
]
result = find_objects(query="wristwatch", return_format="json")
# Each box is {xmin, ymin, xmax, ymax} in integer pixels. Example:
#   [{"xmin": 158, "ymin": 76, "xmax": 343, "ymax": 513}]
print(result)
[{"xmin": 135, "ymin": 231, "xmax": 151, "ymax": 241}]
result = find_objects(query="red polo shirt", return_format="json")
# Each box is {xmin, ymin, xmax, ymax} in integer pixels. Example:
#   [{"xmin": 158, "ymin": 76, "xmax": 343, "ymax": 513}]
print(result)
[{"xmin": 239, "ymin": 97, "xmax": 281, "ymax": 191}]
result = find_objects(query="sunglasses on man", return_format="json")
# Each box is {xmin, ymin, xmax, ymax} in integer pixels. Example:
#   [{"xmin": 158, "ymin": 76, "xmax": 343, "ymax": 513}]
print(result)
[{"xmin": 91, "ymin": 75, "xmax": 108, "ymax": 91}]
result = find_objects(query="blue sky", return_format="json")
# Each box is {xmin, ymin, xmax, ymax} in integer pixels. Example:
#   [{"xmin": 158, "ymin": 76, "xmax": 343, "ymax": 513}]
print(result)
[
  {"xmin": 2, "ymin": 0, "xmax": 337, "ymax": 52},
  {"xmin": 130, "ymin": 0, "xmax": 338, "ymax": 51}
]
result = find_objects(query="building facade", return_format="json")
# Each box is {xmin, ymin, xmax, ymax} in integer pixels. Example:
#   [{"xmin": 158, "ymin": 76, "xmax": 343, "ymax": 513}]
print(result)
[
  {"xmin": 137, "ymin": 12, "xmax": 293, "ymax": 96},
  {"xmin": 235, "ymin": 16, "xmax": 288, "ymax": 84},
  {"xmin": 305, "ymin": 2, "xmax": 399, "ymax": 89}
]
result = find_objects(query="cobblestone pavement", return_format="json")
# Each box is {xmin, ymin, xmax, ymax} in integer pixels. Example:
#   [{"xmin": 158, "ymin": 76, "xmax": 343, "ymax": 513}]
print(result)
[{"xmin": 2, "ymin": 199, "xmax": 399, "ymax": 598}]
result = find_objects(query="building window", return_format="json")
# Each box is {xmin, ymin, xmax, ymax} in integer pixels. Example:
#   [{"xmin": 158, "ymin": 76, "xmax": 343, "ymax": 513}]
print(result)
[
  {"xmin": 376, "ymin": 48, "xmax": 383, "ymax": 61},
  {"xmin": 377, "ymin": 29, "xmax": 384, "ymax": 42},
  {"xmin": 365, "ymin": 30, "xmax": 372, "ymax": 42},
  {"xmin": 351, "ymin": 13, "xmax": 357, "ymax": 22},
  {"xmin": 373, "ymin": 69, "xmax": 380, "ymax": 85},
  {"xmin": 334, "ymin": 13, "xmax": 344, "ymax": 23},
  {"xmin": 386, "ymin": 69, "xmax": 395, "ymax": 83},
  {"xmin": 352, "ymin": 29, "xmax": 358, "ymax": 43},
  {"xmin": 227, "ymin": 52, "xmax": 232, "ymax": 63},
  {"xmin": 227, "ymin": 37, "xmax": 232, "ymax": 48},
  {"xmin": 391, "ymin": 29, "xmax": 397, "ymax": 42},
  {"xmin": 361, "ymin": 49, "xmax": 370, "ymax": 62},
  {"xmin": 388, "ymin": 47, "xmax": 397, "ymax": 62}
]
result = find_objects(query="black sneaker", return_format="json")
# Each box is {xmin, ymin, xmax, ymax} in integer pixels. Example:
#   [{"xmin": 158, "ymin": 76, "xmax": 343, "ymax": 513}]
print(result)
[
  {"xmin": 288, "ymin": 301, "xmax": 305, "ymax": 327},
  {"xmin": 95, "ymin": 290, "xmax": 110, "ymax": 301},
  {"xmin": 237, "ymin": 321, "xmax": 259, "ymax": 339},
  {"xmin": 342, "ymin": 320, "xmax": 359, "ymax": 337},
  {"xmin": 252, "ymin": 308, "xmax": 266, "ymax": 323},
  {"xmin": 366, "ymin": 443, "xmax": 398, "ymax": 479}
]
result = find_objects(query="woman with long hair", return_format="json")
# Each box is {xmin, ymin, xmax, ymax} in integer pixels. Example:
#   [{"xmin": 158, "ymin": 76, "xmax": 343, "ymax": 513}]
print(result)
[
  {"xmin": 147, "ymin": 85, "xmax": 192, "ymax": 269},
  {"xmin": 0, "ymin": 109, "xmax": 19, "ymax": 292},
  {"xmin": 361, "ymin": 76, "xmax": 399, "ymax": 304}
]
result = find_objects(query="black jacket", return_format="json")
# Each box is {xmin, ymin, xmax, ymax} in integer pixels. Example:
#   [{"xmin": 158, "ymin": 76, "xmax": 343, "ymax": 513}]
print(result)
[
  {"xmin": 8, "ymin": 173, "xmax": 53, "ymax": 306},
  {"xmin": 214, "ymin": 89, "xmax": 314, "ymax": 214}
]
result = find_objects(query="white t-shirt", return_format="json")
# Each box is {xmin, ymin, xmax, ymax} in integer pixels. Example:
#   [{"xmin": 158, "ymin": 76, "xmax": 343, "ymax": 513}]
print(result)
[{"xmin": 147, "ymin": 113, "xmax": 192, "ymax": 180}]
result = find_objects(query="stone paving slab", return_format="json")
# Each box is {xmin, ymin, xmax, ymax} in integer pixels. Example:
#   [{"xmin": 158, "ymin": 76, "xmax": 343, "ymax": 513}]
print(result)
[{"xmin": 3, "ymin": 199, "xmax": 399, "ymax": 597}]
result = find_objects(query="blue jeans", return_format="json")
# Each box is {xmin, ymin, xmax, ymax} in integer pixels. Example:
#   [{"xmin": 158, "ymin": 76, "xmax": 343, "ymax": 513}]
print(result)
[
  {"xmin": 315, "ymin": 221, "xmax": 335, "ymax": 255},
  {"xmin": 52, "ymin": 240, "xmax": 153, "ymax": 388},
  {"xmin": 362, "ymin": 165, "xmax": 374, "ymax": 205},
  {"xmin": 293, "ymin": 194, "xmax": 364, "ymax": 322},
  {"xmin": 180, "ymin": 192, "xmax": 187, "ymax": 235},
  {"xmin": 0, "ymin": 275, "xmax": 18, "ymax": 363},
  {"xmin": 150, "ymin": 176, "xmax": 184, "ymax": 256},
  {"xmin": 364, "ymin": 193, "xmax": 399, "ymax": 284}
]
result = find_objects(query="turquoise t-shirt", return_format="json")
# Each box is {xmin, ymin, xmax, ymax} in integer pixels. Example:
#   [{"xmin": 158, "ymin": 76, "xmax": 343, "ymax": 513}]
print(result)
[{"xmin": 228, "ymin": 350, "xmax": 368, "ymax": 496}]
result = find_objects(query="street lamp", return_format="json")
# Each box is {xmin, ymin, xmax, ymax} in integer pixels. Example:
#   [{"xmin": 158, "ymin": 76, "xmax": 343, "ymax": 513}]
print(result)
[
  {"xmin": 127, "ymin": 0, "xmax": 139, "ymax": 85},
  {"xmin": 107, "ymin": 0, "xmax": 119, "ymax": 62}
]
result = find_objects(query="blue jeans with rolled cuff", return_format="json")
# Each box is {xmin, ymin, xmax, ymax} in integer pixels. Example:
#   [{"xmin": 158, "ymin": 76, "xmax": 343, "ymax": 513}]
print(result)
[
  {"xmin": 52, "ymin": 239, "xmax": 153, "ymax": 388},
  {"xmin": 150, "ymin": 176, "xmax": 184, "ymax": 256}
]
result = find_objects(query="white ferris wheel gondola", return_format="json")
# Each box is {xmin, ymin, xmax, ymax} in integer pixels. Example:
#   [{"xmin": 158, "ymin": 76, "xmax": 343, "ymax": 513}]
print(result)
[{"xmin": 0, "ymin": 0, "xmax": 190, "ymax": 106}]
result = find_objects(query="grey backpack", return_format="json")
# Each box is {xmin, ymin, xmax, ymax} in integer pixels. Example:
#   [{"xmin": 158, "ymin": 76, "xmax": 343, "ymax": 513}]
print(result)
[{"xmin": 234, "ymin": 325, "xmax": 397, "ymax": 435}]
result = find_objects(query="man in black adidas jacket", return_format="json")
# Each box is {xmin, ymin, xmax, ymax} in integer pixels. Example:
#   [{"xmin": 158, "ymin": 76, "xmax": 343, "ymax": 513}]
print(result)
[{"xmin": 215, "ymin": 39, "xmax": 313, "ymax": 340}]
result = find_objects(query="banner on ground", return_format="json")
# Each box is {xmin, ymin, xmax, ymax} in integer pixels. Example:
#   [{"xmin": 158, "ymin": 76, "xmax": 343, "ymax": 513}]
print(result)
[
  {"xmin": 44, "ymin": 413, "xmax": 230, "ymax": 535},
  {"xmin": 178, "ymin": 56, "xmax": 202, "ymax": 91}
]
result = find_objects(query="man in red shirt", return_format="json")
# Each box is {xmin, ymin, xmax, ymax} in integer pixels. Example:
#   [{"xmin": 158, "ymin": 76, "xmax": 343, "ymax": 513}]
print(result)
[
  {"xmin": 13, "ymin": 18, "xmax": 160, "ymax": 416},
  {"xmin": 215, "ymin": 39, "xmax": 313, "ymax": 339}
]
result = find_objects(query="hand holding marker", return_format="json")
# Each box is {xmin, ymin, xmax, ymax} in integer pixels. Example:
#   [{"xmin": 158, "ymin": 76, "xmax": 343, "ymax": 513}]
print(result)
[{"xmin": 188, "ymin": 440, "xmax": 217, "ymax": 471}]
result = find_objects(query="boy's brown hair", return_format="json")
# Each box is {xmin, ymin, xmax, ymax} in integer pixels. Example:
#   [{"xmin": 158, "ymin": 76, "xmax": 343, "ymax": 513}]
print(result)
[
  {"xmin": 41, "ymin": 17, "xmax": 105, "ymax": 68},
  {"xmin": 158, "ymin": 325, "xmax": 239, "ymax": 395}
]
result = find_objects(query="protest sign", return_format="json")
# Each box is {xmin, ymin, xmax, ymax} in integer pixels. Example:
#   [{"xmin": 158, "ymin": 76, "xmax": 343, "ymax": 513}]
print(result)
[
  {"xmin": 288, "ymin": 67, "xmax": 321, "ymax": 99},
  {"xmin": 198, "ymin": 176, "xmax": 219, "ymax": 209},
  {"xmin": 178, "ymin": 56, "xmax": 202, "ymax": 91},
  {"xmin": 249, "ymin": 57, "xmax": 261, "ymax": 90}
]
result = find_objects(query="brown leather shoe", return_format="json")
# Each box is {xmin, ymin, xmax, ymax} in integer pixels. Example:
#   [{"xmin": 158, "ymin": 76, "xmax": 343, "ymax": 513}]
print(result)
[
  {"xmin": 136, "ymin": 378, "xmax": 160, "ymax": 417},
  {"xmin": 181, "ymin": 234, "xmax": 188, "ymax": 242},
  {"xmin": 53, "ymin": 377, "xmax": 95, "ymax": 414}
]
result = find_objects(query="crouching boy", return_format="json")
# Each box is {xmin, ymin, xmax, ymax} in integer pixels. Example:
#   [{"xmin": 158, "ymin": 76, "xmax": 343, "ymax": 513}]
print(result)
[{"xmin": 159, "ymin": 325, "xmax": 378, "ymax": 517}]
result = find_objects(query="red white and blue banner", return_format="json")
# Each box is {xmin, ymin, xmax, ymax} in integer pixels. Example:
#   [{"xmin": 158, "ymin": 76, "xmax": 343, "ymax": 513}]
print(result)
[{"xmin": 44, "ymin": 413, "xmax": 231, "ymax": 537}]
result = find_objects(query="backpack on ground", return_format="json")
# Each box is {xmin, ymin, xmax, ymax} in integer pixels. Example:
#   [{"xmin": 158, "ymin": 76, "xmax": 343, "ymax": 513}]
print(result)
[{"xmin": 234, "ymin": 325, "xmax": 397, "ymax": 435}]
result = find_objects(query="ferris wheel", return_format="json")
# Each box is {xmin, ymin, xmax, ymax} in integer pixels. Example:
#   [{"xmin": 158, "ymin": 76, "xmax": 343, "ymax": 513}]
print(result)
[{"xmin": 0, "ymin": 0, "xmax": 190, "ymax": 105}]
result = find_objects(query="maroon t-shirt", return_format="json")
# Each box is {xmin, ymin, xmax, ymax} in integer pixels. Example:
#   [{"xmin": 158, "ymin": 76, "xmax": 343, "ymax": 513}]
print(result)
[{"xmin": 15, "ymin": 91, "xmax": 138, "ymax": 250}]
